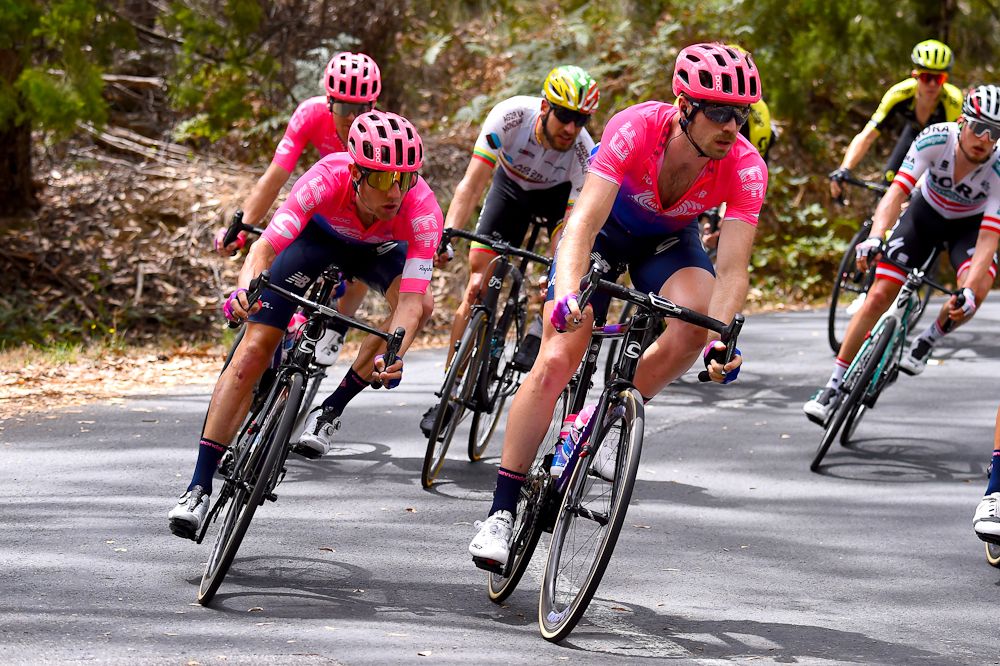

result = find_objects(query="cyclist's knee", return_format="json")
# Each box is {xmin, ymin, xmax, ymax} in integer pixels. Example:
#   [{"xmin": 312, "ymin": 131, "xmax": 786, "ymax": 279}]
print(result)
[
  {"xmin": 862, "ymin": 283, "xmax": 896, "ymax": 314},
  {"xmin": 531, "ymin": 344, "xmax": 578, "ymax": 390}
]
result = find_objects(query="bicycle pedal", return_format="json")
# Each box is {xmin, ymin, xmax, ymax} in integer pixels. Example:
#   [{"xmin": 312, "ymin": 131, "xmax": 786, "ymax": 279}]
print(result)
[
  {"xmin": 168, "ymin": 519, "xmax": 198, "ymax": 542},
  {"xmin": 471, "ymin": 556, "xmax": 505, "ymax": 575},
  {"xmin": 265, "ymin": 491, "xmax": 278, "ymax": 502}
]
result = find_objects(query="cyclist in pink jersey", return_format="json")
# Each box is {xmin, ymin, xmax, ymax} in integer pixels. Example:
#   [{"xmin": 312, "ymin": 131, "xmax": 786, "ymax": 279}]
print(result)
[
  {"xmin": 169, "ymin": 111, "xmax": 442, "ymax": 539},
  {"xmin": 469, "ymin": 43, "xmax": 768, "ymax": 567},
  {"xmin": 804, "ymin": 85, "xmax": 1000, "ymax": 425},
  {"xmin": 214, "ymin": 52, "xmax": 382, "ymax": 363}
]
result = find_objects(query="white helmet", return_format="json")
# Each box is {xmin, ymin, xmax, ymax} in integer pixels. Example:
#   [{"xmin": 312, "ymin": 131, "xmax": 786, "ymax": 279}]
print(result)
[{"xmin": 963, "ymin": 85, "xmax": 1000, "ymax": 124}]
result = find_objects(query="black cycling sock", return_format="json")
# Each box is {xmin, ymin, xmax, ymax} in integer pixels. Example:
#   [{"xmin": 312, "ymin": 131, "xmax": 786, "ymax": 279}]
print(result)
[
  {"xmin": 330, "ymin": 319, "xmax": 350, "ymax": 337},
  {"xmin": 489, "ymin": 467, "xmax": 526, "ymax": 517},
  {"xmin": 320, "ymin": 367, "xmax": 368, "ymax": 419},
  {"xmin": 987, "ymin": 451, "xmax": 1000, "ymax": 495},
  {"xmin": 189, "ymin": 437, "xmax": 226, "ymax": 494}
]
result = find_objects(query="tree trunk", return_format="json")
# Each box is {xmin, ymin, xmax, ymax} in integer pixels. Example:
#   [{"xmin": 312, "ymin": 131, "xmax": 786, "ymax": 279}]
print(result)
[{"xmin": 0, "ymin": 48, "xmax": 35, "ymax": 215}]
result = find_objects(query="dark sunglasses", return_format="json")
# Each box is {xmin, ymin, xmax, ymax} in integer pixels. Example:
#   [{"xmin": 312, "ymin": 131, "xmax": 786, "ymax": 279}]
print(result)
[
  {"xmin": 550, "ymin": 105, "xmax": 590, "ymax": 127},
  {"xmin": 916, "ymin": 72, "xmax": 947, "ymax": 85},
  {"xmin": 696, "ymin": 102, "xmax": 752, "ymax": 126},
  {"xmin": 330, "ymin": 100, "xmax": 374, "ymax": 117},
  {"xmin": 967, "ymin": 119, "xmax": 1000, "ymax": 142},
  {"xmin": 359, "ymin": 168, "xmax": 419, "ymax": 193}
]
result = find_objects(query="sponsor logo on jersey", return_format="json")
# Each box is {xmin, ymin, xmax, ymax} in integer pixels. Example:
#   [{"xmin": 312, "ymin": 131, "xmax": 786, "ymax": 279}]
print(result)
[
  {"xmin": 295, "ymin": 175, "xmax": 327, "ymax": 213},
  {"xmin": 376, "ymin": 241, "xmax": 399, "ymax": 255},
  {"xmin": 271, "ymin": 211, "xmax": 303, "ymax": 240},
  {"xmin": 631, "ymin": 190, "xmax": 659, "ymax": 213},
  {"xmin": 275, "ymin": 137, "xmax": 295, "ymax": 156},
  {"xmin": 654, "ymin": 237, "xmax": 680, "ymax": 254},
  {"xmin": 411, "ymin": 214, "xmax": 438, "ymax": 233},
  {"xmin": 402, "ymin": 257, "xmax": 433, "ymax": 281},
  {"xmin": 413, "ymin": 231, "xmax": 439, "ymax": 248},
  {"xmin": 663, "ymin": 199, "xmax": 702, "ymax": 217},
  {"xmin": 916, "ymin": 134, "xmax": 947, "ymax": 150},
  {"xmin": 608, "ymin": 121, "xmax": 636, "ymax": 162},
  {"xmin": 738, "ymin": 165, "xmax": 765, "ymax": 199}
]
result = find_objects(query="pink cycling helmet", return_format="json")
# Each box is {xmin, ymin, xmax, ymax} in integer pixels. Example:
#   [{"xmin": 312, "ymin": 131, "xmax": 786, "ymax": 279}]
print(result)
[
  {"xmin": 348, "ymin": 110, "xmax": 423, "ymax": 171},
  {"xmin": 324, "ymin": 52, "xmax": 381, "ymax": 103},
  {"xmin": 672, "ymin": 43, "xmax": 761, "ymax": 105}
]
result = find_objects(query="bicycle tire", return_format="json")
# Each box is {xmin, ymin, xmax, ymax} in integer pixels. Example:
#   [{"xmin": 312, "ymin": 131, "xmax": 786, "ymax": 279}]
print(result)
[
  {"xmin": 812, "ymin": 317, "xmax": 896, "ymax": 472},
  {"xmin": 839, "ymin": 403, "xmax": 866, "ymax": 447},
  {"xmin": 292, "ymin": 366, "xmax": 326, "ymax": 435},
  {"xmin": 469, "ymin": 295, "xmax": 524, "ymax": 461},
  {"xmin": 197, "ymin": 372, "xmax": 304, "ymax": 604},
  {"xmin": 986, "ymin": 542, "xmax": 1000, "ymax": 568},
  {"xmin": 488, "ymin": 388, "xmax": 569, "ymax": 603},
  {"xmin": 828, "ymin": 225, "xmax": 874, "ymax": 354},
  {"xmin": 421, "ymin": 310, "xmax": 486, "ymax": 488},
  {"xmin": 539, "ymin": 388, "xmax": 644, "ymax": 642}
]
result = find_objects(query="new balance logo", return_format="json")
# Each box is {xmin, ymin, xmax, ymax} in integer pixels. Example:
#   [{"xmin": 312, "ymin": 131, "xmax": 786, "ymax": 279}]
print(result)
[{"xmin": 286, "ymin": 272, "xmax": 311, "ymax": 289}]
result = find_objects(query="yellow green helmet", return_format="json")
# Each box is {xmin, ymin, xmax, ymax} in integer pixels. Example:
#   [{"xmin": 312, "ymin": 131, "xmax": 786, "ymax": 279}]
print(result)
[
  {"xmin": 541, "ymin": 65, "xmax": 600, "ymax": 114},
  {"xmin": 911, "ymin": 39, "xmax": 953, "ymax": 72}
]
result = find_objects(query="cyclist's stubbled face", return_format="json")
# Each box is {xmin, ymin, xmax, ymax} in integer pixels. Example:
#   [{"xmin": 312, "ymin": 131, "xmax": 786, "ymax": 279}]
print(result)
[
  {"xmin": 351, "ymin": 166, "xmax": 404, "ymax": 221},
  {"xmin": 540, "ymin": 103, "xmax": 584, "ymax": 152},
  {"xmin": 959, "ymin": 121, "xmax": 997, "ymax": 163},
  {"xmin": 331, "ymin": 101, "xmax": 365, "ymax": 145},
  {"xmin": 686, "ymin": 102, "xmax": 740, "ymax": 160}
]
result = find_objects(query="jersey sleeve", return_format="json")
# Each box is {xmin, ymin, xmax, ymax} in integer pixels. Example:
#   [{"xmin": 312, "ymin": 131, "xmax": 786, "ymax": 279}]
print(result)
[
  {"xmin": 723, "ymin": 149, "xmax": 768, "ymax": 226},
  {"xmin": 892, "ymin": 124, "xmax": 946, "ymax": 194},
  {"xmin": 261, "ymin": 161, "xmax": 339, "ymax": 254},
  {"xmin": 398, "ymin": 182, "xmax": 445, "ymax": 294},
  {"xmin": 941, "ymin": 83, "xmax": 965, "ymax": 123},
  {"xmin": 981, "ymin": 164, "xmax": 1000, "ymax": 235},
  {"xmin": 566, "ymin": 130, "xmax": 595, "ymax": 209},
  {"xmin": 473, "ymin": 99, "xmax": 522, "ymax": 169},
  {"xmin": 589, "ymin": 108, "xmax": 648, "ymax": 186},
  {"xmin": 270, "ymin": 101, "xmax": 313, "ymax": 172},
  {"xmin": 867, "ymin": 79, "xmax": 913, "ymax": 132}
]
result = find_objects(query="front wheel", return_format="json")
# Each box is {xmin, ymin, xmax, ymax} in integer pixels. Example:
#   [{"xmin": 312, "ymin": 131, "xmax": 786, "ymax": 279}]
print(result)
[
  {"xmin": 812, "ymin": 317, "xmax": 895, "ymax": 472},
  {"xmin": 469, "ymin": 297, "xmax": 524, "ymax": 461},
  {"xmin": 421, "ymin": 310, "xmax": 486, "ymax": 488},
  {"xmin": 538, "ymin": 389, "xmax": 644, "ymax": 643},
  {"xmin": 198, "ymin": 372, "xmax": 303, "ymax": 604},
  {"xmin": 828, "ymin": 224, "xmax": 874, "ymax": 354},
  {"xmin": 986, "ymin": 542, "xmax": 1000, "ymax": 568},
  {"xmin": 488, "ymin": 388, "xmax": 569, "ymax": 603}
]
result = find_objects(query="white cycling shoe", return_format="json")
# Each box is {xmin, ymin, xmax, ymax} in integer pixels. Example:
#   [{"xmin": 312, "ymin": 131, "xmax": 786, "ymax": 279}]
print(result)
[
  {"xmin": 168, "ymin": 486, "xmax": 210, "ymax": 540},
  {"xmin": 314, "ymin": 330, "xmax": 344, "ymax": 366},
  {"xmin": 469, "ymin": 510, "xmax": 513, "ymax": 567},
  {"xmin": 974, "ymin": 493, "xmax": 1000, "ymax": 544},
  {"xmin": 297, "ymin": 407, "xmax": 340, "ymax": 458}
]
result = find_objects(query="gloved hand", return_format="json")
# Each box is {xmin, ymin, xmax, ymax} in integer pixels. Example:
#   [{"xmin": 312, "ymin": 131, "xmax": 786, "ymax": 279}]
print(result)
[
  {"xmin": 700, "ymin": 340, "xmax": 742, "ymax": 384},
  {"xmin": 550, "ymin": 292, "xmax": 582, "ymax": 333},
  {"xmin": 222, "ymin": 288, "xmax": 249, "ymax": 323},
  {"xmin": 214, "ymin": 228, "xmax": 247, "ymax": 256},
  {"xmin": 374, "ymin": 354, "xmax": 404, "ymax": 389}
]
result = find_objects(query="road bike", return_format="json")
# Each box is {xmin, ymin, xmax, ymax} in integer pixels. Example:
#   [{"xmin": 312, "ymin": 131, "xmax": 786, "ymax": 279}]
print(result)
[
  {"xmin": 481, "ymin": 261, "xmax": 743, "ymax": 642},
  {"xmin": 827, "ymin": 175, "xmax": 934, "ymax": 353},
  {"xmin": 421, "ymin": 225, "xmax": 551, "ymax": 488},
  {"xmin": 811, "ymin": 253, "xmax": 958, "ymax": 472},
  {"xmin": 195, "ymin": 270, "xmax": 404, "ymax": 604}
]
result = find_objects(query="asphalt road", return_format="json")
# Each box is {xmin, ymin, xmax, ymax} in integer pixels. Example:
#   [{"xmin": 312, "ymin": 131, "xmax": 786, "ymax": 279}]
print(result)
[{"xmin": 2, "ymin": 299, "xmax": 999, "ymax": 665}]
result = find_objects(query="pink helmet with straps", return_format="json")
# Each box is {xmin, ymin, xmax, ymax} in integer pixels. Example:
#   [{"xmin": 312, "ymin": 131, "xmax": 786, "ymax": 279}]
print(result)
[
  {"xmin": 324, "ymin": 52, "xmax": 381, "ymax": 103},
  {"xmin": 672, "ymin": 43, "xmax": 761, "ymax": 105},
  {"xmin": 348, "ymin": 111, "xmax": 423, "ymax": 172}
]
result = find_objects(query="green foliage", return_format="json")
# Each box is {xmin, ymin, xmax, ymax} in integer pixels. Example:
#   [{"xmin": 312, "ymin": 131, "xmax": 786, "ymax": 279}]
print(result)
[
  {"xmin": 161, "ymin": 0, "xmax": 278, "ymax": 141},
  {"xmin": 0, "ymin": 0, "xmax": 130, "ymax": 135}
]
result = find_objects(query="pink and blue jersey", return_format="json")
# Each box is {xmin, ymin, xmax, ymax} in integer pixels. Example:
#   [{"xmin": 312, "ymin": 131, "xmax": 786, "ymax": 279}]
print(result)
[
  {"xmin": 261, "ymin": 153, "xmax": 444, "ymax": 294},
  {"xmin": 589, "ymin": 102, "xmax": 768, "ymax": 236},
  {"xmin": 271, "ymin": 96, "xmax": 347, "ymax": 173}
]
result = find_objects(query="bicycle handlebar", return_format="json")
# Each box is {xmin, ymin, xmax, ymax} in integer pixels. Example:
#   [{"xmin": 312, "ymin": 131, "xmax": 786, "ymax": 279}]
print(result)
[
  {"xmin": 222, "ymin": 210, "xmax": 266, "ymax": 247},
  {"xmin": 576, "ymin": 262, "xmax": 744, "ymax": 382},
  {"xmin": 830, "ymin": 171, "xmax": 889, "ymax": 205},
  {"xmin": 443, "ymin": 228, "xmax": 552, "ymax": 267}
]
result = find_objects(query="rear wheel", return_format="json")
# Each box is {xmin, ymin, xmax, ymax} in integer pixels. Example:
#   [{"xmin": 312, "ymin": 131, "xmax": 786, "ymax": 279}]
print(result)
[
  {"xmin": 538, "ymin": 389, "xmax": 644, "ymax": 643},
  {"xmin": 812, "ymin": 318, "xmax": 895, "ymax": 471},
  {"xmin": 198, "ymin": 373, "xmax": 303, "ymax": 604},
  {"xmin": 488, "ymin": 388, "xmax": 570, "ymax": 603},
  {"xmin": 422, "ymin": 310, "xmax": 487, "ymax": 488},
  {"xmin": 828, "ymin": 224, "xmax": 875, "ymax": 354}
]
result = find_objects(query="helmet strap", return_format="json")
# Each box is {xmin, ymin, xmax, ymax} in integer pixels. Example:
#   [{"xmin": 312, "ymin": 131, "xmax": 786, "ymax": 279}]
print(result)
[{"xmin": 679, "ymin": 99, "xmax": 710, "ymax": 159}]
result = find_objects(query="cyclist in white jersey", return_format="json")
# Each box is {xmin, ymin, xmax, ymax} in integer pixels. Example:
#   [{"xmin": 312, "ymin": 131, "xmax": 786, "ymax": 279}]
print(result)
[
  {"xmin": 419, "ymin": 66, "xmax": 598, "ymax": 436},
  {"xmin": 804, "ymin": 85, "xmax": 1000, "ymax": 426}
]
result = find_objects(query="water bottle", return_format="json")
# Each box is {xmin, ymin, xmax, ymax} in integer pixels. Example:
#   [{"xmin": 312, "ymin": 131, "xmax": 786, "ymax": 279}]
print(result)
[
  {"xmin": 550, "ymin": 405, "xmax": 595, "ymax": 478},
  {"xmin": 280, "ymin": 312, "xmax": 307, "ymax": 363}
]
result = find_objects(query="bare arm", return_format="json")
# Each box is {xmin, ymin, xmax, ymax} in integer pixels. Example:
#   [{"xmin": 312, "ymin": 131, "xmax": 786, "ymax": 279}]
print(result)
[
  {"xmin": 831, "ymin": 125, "xmax": 879, "ymax": 198},
  {"xmin": 225, "ymin": 237, "xmax": 278, "ymax": 320},
  {"xmin": 960, "ymin": 229, "xmax": 1000, "ymax": 302},
  {"xmin": 554, "ymin": 175, "xmax": 619, "ymax": 297},
  {"xmin": 707, "ymin": 218, "xmax": 755, "ymax": 339},
  {"xmin": 443, "ymin": 158, "xmax": 494, "ymax": 231},
  {"xmin": 241, "ymin": 163, "xmax": 292, "ymax": 228}
]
